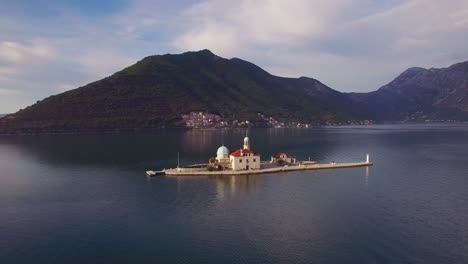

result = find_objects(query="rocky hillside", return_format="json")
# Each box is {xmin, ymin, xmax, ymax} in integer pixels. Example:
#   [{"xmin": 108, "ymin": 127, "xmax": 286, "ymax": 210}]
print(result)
[{"xmin": 349, "ymin": 61, "xmax": 468, "ymax": 121}]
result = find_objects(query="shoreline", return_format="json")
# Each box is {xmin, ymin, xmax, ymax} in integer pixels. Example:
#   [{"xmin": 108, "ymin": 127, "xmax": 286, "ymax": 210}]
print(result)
[
  {"xmin": 152, "ymin": 161, "xmax": 373, "ymax": 177},
  {"xmin": 1, "ymin": 122, "xmax": 467, "ymax": 136}
]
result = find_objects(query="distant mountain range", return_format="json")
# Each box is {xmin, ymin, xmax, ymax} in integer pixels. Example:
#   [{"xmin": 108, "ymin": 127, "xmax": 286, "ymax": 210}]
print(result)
[
  {"xmin": 0, "ymin": 50, "xmax": 467, "ymax": 133},
  {"xmin": 349, "ymin": 62, "xmax": 468, "ymax": 121}
]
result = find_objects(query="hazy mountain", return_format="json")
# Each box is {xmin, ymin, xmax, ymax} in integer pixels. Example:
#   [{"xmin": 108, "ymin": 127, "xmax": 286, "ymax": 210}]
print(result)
[
  {"xmin": 0, "ymin": 50, "xmax": 365, "ymax": 133},
  {"xmin": 350, "ymin": 61, "xmax": 468, "ymax": 121}
]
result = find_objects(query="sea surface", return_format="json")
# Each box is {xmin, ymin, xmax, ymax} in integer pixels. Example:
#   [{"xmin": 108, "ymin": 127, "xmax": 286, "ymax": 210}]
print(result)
[{"xmin": 1, "ymin": 124, "xmax": 468, "ymax": 264}]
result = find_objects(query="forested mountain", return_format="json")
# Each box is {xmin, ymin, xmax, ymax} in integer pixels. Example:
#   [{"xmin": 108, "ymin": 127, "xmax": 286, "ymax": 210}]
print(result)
[
  {"xmin": 0, "ymin": 50, "xmax": 366, "ymax": 133},
  {"xmin": 1, "ymin": 50, "xmax": 467, "ymax": 133}
]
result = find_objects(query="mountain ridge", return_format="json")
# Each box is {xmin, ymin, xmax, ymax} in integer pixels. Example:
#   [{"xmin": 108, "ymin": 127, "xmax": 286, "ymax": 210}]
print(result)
[
  {"xmin": 1, "ymin": 50, "xmax": 467, "ymax": 133},
  {"xmin": 350, "ymin": 60, "xmax": 468, "ymax": 121},
  {"xmin": 0, "ymin": 50, "xmax": 367, "ymax": 133}
]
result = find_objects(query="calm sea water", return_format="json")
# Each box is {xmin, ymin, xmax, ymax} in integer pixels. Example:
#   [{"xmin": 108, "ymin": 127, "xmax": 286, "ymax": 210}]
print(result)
[{"xmin": 1, "ymin": 124, "xmax": 468, "ymax": 264}]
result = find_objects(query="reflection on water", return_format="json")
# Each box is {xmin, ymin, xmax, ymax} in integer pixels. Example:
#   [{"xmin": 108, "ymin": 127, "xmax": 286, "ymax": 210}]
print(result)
[
  {"xmin": 180, "ymin": 129, "xmax": 221, "ymax": 152},
  {"xmin": 1, "ymin": 124, "xmax": 468, "ymax": 264},
  {"xmin": 365, "ymin": 166, "xmax": 370, "ymax": 185},
  {"xmin": 213, "ymin": 175, "xmax": 260, "ymax": 200},
  {"xmin": 173, "ymin": 174, "xmax": 261, "ymax": 201},
  {"xmin": 0, "ymin": 128, "xmax": 340, "ymax": 170}
]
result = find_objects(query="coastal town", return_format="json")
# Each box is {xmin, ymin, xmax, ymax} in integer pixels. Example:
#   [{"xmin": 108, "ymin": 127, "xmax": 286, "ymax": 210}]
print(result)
[{"xmin": 181, "ymin": 111, "xmax": 375, "ymax": 129}]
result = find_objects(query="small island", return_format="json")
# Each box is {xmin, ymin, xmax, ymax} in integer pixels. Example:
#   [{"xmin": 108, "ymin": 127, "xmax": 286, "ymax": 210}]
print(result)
[{"xmin": 147, "ymin": 136, "xmax": 372, "ymax": 176}]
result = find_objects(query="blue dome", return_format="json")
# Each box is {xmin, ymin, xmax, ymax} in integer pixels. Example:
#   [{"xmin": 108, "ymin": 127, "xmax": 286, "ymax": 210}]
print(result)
[{"xmin": 217, "ymin": 145, "xmax": 229, "ymax": 156}]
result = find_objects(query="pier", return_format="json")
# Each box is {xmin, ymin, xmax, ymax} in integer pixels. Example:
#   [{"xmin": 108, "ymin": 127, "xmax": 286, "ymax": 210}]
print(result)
[
  {"xmin": 145, "ymin": 170, "xmax": 165, "ymax": 177},
  {"xmin": 147, "ymin": 160, "xmax": 373, "ymax": 177},
  {"xmin": 146, "ymin": 136, "xmax": 373, "ymax": 177}
]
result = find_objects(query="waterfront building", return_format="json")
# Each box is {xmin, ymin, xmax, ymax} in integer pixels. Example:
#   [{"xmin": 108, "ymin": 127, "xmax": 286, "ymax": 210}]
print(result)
[
  {"xmin": 209, "ymin": 136, "xmax": 261, "ymax": 171},
  {"xmin": 271, "ymin": 152, "xmax": 296, "ymax": 165}
]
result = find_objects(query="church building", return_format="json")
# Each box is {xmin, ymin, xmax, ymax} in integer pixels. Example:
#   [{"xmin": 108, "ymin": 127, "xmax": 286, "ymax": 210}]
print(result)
[{"xmin": 209, "ymin": 136, "xmax": 261, "ymax": 171}]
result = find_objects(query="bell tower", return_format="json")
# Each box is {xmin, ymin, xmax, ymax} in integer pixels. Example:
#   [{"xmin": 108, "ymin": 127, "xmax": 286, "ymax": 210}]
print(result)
[{"xmin": 243, "ymin": 136, "xmax": 250, "ymax": 150}]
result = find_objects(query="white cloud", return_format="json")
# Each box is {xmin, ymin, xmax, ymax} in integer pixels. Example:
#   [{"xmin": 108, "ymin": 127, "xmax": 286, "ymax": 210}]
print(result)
[
  {"xmin": 0, "ymin": 88, "xmax": 22, "ymax": 95},
  {"xmin": 1, "ymin": 0, "xmax": 468, "ymax": 113},
  {"xmin": 0, "ymin": 40, "xmax": 56, "ymax": 85},
  {"xmin": 0, "ymin": 41, "xmax": 55, "ymax": 63},
  {"xmin": 173, "ymin": 0, "xmax": 468, "ymax": 91},
  {"xmin": 173, "ymin": 0, "xmax": 354, "ymax": 56},
  {"xmin": 0, "ymin": 9, "xmax": 155, "ymax": 112}
]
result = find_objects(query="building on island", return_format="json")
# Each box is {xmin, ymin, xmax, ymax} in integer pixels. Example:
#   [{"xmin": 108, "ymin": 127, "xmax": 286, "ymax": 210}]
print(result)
[
  {"xmin": 271, "ymin": 152, "xmax": 296, "ymax": 165},
  {"xmin": 209, "ymin": 145, "xmax": 231, "ymax": 170},
  {"xmin": 209, "ymin": 136, "xmax": 261, "ymax": 171}
]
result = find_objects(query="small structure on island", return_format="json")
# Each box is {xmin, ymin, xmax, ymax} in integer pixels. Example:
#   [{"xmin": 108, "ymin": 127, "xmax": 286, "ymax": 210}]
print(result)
[
  {"xmin": 209, "ymin": 145, "xmax": 231, "ymax": 170},
  {"xmin": 270, "ymin": 153, "xmax": 296, "ymax": 165},
  {"xmin": 209, "ymin": 136, "xmax": 261, "ymax": 171}
]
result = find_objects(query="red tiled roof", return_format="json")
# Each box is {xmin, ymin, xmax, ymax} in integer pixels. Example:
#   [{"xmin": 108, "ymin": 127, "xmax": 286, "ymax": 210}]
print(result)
[
  {"xmin": 229, "ymin": 149, "xmax": 242, "ymax": 157},
  {"xmin": 209, "ymin": 157, "xmax": 216, "ymax": 162},
  {"xmin": 229, "ymin": 149, "xmax": 260, "ymax": 157},
  {"xmin": 272, "ymin": 152, "xmax": 293, "ymax": 158}
]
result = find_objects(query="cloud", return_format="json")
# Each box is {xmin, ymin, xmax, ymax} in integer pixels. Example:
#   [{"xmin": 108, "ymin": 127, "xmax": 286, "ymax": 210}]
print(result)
[
  {"xmin": 1, "ymin": 0, "xmax": 468, "ymax": 113},
  {"xmin": 0, "ymin": 41, "xmax": 55, "ymax": 63},
  {"xmin": 0, "ymin": 4, "xmax": 152, "ymax": 112},
  {"xmin": 72, "ymin": 50, "xmax": 137, "ymax": 78},
  {"xmin": 0, "ymin": 41, "xmax": 56, "ymax": 83},
  {"xmin": 173, "ymin": 0, "xmax": 353, "ymax": 56},
  {"xmin": 0, "ymin": 67, "xmax": 18, "ymax": 81},
  {"xmin": 0, "ymin": 88, "xmax": 23, "ymax": 95},
  {"xmin": 0, "ymin": 88, "xmax": 29, "ymax": 114},
  {"xmin": 173, "ymin": 0, "xmax": 468, "ymax": 91}
]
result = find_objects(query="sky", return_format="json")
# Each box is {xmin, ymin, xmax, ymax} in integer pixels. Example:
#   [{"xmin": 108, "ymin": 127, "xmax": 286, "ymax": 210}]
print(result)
[{"xmin": 1, "ymin": 0, "xmax": 468, "ymax": 113}]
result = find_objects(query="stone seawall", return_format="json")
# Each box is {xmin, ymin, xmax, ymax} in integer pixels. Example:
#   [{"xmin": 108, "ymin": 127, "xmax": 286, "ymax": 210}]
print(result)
[{"xmin": 163, "ymin": 162, "xmax": 373, "ymax": 176}]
